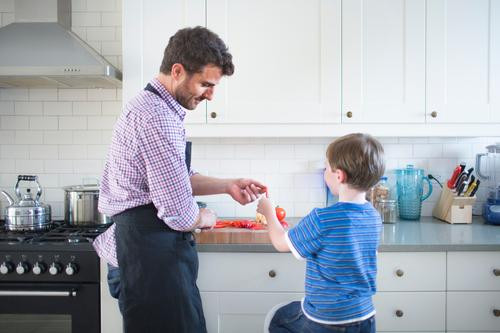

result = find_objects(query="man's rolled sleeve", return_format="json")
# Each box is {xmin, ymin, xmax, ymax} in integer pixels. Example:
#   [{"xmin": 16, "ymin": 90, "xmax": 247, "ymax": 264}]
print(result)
[{"xmin": 138, "ymin": 115, "xmax": 199, "ymax": 230}]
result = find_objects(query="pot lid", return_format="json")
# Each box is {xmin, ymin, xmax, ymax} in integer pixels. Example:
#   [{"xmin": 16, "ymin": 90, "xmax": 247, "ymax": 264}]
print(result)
[{"xmin": 63, "ymin": 184, "xmax": 99, "ymax": 192}]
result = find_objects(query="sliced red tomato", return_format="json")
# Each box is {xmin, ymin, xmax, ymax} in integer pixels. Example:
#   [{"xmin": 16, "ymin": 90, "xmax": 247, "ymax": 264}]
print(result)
[{"xmin": 280, "ymin": 220, "xmax": 289, "ymax": 228}]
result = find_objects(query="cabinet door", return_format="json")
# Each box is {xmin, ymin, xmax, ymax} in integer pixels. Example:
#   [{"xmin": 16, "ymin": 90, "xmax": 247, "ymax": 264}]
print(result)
[
  {"xmin": 427, "ymin": 0, "xmax": 500, "ymax": 123},
  {"xmin": 447, "ymin": 292, "xmax": 500, "ymax": 331},
  {"xmin": 201, "ymin": 292, "xmax": 302, "ymax": 333},
  {"xmin": 123, "ymin": 0, "xmax": 207, "ymax": 123},
  {"xmin": 205, "ymin": 0, "xmax": 341, "ymax": 124},
  {"xmin": 342, "ymin": 0, "xmax": 426, "ymax": 123}
]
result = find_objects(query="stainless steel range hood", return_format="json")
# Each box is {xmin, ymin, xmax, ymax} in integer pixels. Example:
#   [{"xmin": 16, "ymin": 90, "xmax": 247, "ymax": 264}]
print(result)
[{"xmin": 0, "ymin": 0, "xmax": 122, "ymax": 89}]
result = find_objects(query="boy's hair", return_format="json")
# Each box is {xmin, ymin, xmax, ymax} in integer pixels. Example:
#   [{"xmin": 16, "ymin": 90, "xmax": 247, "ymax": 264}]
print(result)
[
  {"xmin": 160, "ymin": 26, "xmax": 234, "ymax": 76},
  {"xmin": 326, "ymin": 133, "xmax": 385, "ymax": 191}
]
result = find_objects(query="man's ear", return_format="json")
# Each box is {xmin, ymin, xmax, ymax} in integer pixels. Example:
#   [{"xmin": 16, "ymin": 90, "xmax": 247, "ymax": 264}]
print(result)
[{"xmin": 171, "ymin": 63, "xmax": 186, "ymax": 81}]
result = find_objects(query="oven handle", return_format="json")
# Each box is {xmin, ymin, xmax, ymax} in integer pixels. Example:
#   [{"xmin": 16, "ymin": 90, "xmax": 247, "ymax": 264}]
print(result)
[{"xmin": 0, "ymin": 290, "xmax": 77, "ymax": 297}]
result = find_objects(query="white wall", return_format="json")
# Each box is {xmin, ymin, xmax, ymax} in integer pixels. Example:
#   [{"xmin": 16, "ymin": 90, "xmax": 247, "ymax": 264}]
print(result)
[{"xmin": 0, "ymin": 0, "xmax": 496, "ymax": 220}]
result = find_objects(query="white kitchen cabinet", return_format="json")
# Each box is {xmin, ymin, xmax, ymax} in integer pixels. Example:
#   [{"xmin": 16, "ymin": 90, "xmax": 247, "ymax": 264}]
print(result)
[
  {"xmin": 342, "ymin": 0, "xmax": 426, "ymax": 123},
  {"xmin": 205, "ymin": 0, "xmax": 341, "ymax": 124},
  {"xmin": 446, "ymin": 251, "xmax": 500, "ymax": 332},
  {"xmin": 123, "ymin": 0, "xmax": 207, "ymax": 124},
  {"xmin": 374, "ymin": 292, "xmax": 446, "ymax": 332},
  {"xmin": 427, "ymin": 0, "xmax": 500, "ymax": 123},
  {"xmin": 198, "ymin": 253, "xmax": 305, "ymax": 333}
]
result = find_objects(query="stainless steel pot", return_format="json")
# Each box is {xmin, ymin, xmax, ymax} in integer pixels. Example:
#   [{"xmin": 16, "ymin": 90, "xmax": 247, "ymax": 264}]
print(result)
[
  {"xmin": 0, "ymin": 175, "xmax": 52, "ymax": 231},
  {"xmin": 63, "ymin": 184, "xmax": 111, "ymax": 225}
]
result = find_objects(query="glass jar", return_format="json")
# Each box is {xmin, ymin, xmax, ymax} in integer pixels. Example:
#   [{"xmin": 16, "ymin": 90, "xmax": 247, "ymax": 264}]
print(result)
[{"xmin": 377, "ymin": 199, "xmax": 397, "ymax": 224}]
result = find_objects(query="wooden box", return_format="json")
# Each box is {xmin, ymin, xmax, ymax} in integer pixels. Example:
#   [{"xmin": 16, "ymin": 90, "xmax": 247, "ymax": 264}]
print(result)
[{"xmin": 432, "ymin": 187, "xmax": 476, "ymax": 224}]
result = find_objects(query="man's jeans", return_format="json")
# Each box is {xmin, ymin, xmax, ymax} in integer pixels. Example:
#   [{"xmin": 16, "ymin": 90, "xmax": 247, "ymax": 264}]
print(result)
[
  {"xmin": 269, "ymin": 301, "xmax": 376, "ymax": 333},
  {"xmin": 107, "ymin": 264, "xmax": 124, "ymax": 314}
]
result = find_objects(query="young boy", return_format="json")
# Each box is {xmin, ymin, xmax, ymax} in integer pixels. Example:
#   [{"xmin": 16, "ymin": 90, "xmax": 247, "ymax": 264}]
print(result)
[{"xmin": 257, "ymin": 133, "xmax": 385, "ymax": 333}]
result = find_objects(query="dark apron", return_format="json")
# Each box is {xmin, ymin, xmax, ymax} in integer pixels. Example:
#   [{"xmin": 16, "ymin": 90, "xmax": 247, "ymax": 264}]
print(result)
[
  {"xmin": 114, "ymin": 203, "xmax": 206, "ymax": 333},
  {"xmin": 113, "ymin": 83, "xmax": 205, "ymax": 333}
]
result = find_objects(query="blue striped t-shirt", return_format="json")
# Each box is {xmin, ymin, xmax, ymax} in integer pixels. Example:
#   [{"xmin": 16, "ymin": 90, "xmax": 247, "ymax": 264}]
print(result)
[{"xmin": 286, "ymin": 201, "xmax": 382, "ymax": 324}]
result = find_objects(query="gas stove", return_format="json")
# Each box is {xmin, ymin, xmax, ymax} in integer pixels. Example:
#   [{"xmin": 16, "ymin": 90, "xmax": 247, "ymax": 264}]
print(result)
[{"xmin": 0, "ymin": 220, "xmax": 109, "ymax": 333}]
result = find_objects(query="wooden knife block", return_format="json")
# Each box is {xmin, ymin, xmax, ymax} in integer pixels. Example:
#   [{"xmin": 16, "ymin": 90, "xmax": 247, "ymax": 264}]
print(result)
[{"xmin": 432, "ymin": 186, "xmax": 476, "ymax": 224}]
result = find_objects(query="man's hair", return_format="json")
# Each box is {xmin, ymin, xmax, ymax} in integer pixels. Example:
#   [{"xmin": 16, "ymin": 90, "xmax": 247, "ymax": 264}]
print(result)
[
  {"xmin": 160, "ymin": 26, "xmax": 234, "ymax": 76},
  {"xmin": 326, "ymin": 133, "xmax": 385, "ymax": 191}
]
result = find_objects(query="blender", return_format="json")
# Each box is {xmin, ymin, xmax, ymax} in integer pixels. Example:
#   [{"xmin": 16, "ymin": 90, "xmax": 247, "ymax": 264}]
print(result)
[{"xmin": 476, "ymin": 144, "xmax": 500, "ymax": 225}]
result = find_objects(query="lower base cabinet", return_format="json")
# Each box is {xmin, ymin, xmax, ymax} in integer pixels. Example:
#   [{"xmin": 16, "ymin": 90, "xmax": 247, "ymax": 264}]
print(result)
[{"xmin": 201, "ymin": 292, "xmax": 302, "ymax": 333}]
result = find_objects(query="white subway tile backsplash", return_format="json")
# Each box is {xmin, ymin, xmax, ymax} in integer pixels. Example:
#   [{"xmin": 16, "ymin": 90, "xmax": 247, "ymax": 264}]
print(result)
[
  {"xmin": 59, "ymin": 117, "xmax": 88, "ymax": 130},
  {"xmin": 29, "ymin": 89, "xmax": 58, "ymax": 101},
  {"xmin": 15, "ymin": 159, "xmax": 44, "ymax": 174},
  {"xmin": 0, "ymin": 0, "xmax": 14, "ymax": 12},
  {"xmin": 71, "ymin": 0, "xmax": 87, "ymax": 11},
  {"xmin": 59, "ymin": 145, "xmax": 88, "ymax": 160},
  {"xmin": 295, "ymin": 144, "xmax": 325, "ymax": 159},
  {"xmin": 30, "ymin": 145, "xmax": 58, "ymax": 160},
  {"xmin": 29, "ymin": 116, "xmax": 58, "ymax": 130},
  {"xmin": 101, "ymin": 41, "xmax": 122, "ymax": 56},
  {"xmin": 250, "ymin": 159, "xmax": 280, "ymax": 173},
  {"xmin": 0, "ymin": 160, "xmax": 15, "ymax": 173},
  {"xmin": 73, "ymin": 160, "xmax": 103, "ymax": 174},
  {"xmin": 233, "ymin": 145, "xmax": 265, "ymax": 159},
  {"xmin": 102, "ymin": 101, "xmax": 121, "ymax": 115},
  {"xmin": 265, "ymin": 145, "xmax": 294, "ymax": 159},
  {"xmin": 206, "ymin": 145, "xmax": 235, "ymax": 159},
  {"xmin": 73, "ymin": 131, "xmax": 102, "ymax": 144},
  {"xmin": 59, "ymin": 89, "xmax": 87, "ymax": 101},
  {"xmin": 279, "ymin": 160, "xmax": 309, "ymax": 173},
  {"xmin": 15, "ymin": 102, "xmax": 43, "ymax": 115},
  {"xmin": 0, "ymin": 130, "xmax": 15, "ymax": 144},
  {"xmin": 15, "ymin": 131, "xmax": 43, "ymax": 144},
  {"xmin": 101, "ymin": 12, "xmax": 121, "ymax": 26},
  {"xmin": 87, "ymin": 0, "xmax": 117, "ymax": 12},
  {"xmin": 0, "ymin": 89, "xmax": 28, "ymax": 101},
  {"xmin": 87, "ymin": 116, "xmax": 116, "ymax": 130},
  {"xmin": 86, "ymin": 27, "xmax": 116, "ymax": 41},
  {"xmin": 0, "ymin": 101, "xmax": 14, "ymax": 115},
  {"xmin": 294, "ymin": 173, "xmax": 324, "ymax": 189},
  {"xmin": 72, "ymin": 12, "xmax": 101, "ymax": 26},
  {"xmin": 1, "ymin": 12, "xmax": 13, "ymax": 26},
  {"xmin": 44, "ymin": 102, "xmax": 73, "ymax": 116},
  {"xmin": 87, "ymin": 145, "xmax": 108, "ymax": 159},
  {"xmin": 1, "ymin": 145, "xmax": 29, "ymax": 159},
  {"xmin": 1, "ymin": 116, "xmax": 28, "ymax": 130},
  {"xmin": 442, "ymin": 143, "xmax": 473, "ymax": 159},
  {"xmin": 73, "ymin": 101, "xmax": 101, "ymax": 115},
  {"xmin": 88, "ymin": 89, "xmax": 116, "ymax": 101},
  {"xmin": 217, "ymin": 160, "xmax": 251, "ymax": 174},
  {"xmin": 44, "ymin": 131, "xmax": 73, "ymax": 145},
  {"xmin": 413, "ymin": 144, "xmax": 443, "ymax": 158},
  {"xmin": 382, "ymin": 144, "xmax": 413, "ymax": 158},
  {"xmin": 45, "ymin": 160, "xmax": 73, "ymax": 174}
]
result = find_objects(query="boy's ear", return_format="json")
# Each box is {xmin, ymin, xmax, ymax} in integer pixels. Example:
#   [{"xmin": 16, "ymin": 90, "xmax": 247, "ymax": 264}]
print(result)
[{"xmin": 337, "ymin": 169, "xmax": 347, "ymax": 183}]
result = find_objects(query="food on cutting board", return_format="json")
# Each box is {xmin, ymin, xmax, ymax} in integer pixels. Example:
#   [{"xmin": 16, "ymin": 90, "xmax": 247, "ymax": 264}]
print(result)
[{"xmin": 256, "ymin": 212, "xmax": 267, "ymax": 224}]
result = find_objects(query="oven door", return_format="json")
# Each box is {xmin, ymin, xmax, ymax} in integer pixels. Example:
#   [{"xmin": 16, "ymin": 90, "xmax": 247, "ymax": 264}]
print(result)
[{"xmin": 0, "ymin": 283, "xmax": 99, "ymax": 333}]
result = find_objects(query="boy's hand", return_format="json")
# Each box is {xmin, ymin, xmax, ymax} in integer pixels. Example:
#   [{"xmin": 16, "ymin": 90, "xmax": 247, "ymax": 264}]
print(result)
[{"xmin": 257, "ymin": 196, "xmax": 275, "ymax": 219}]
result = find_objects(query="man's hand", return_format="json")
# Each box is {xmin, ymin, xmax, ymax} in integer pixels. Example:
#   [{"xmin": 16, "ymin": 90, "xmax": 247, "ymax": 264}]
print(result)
[{"xmin": 226, "ymin": 178, "xmax": 266, "ymax": 205}]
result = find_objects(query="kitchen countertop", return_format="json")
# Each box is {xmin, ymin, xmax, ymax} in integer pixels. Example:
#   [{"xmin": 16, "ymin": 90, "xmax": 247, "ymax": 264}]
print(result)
[{"xmin": 195, "ymin": 216, "xmax": 500, "ymax": 252}]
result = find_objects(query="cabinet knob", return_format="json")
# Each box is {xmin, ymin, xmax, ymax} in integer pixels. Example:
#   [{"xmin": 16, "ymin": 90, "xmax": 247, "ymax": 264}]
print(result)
[
  {"xmin": 395, "ymin": 269, "xmax": 404, "ymax": 277},
  {"xmin": 346, "ymin": 111, "xmax": 353, "ymax": 118},
  {"xmin": 395, "ymin": 310, "xmax": 404, "ymax": 318},
  {"xmin": 493, "ymin": 309, "xmax": 500, "ymax": 317},
  {"xmin": 268, "ymin": 270, "xmax": 276, "ymax": 278},
  {"xmin": 493, "ymin": 268, "xmax": 500, "ymax": 276},
  {"xmin": 210, "ymin": 112, "xmax": 217, "ymax": 119},
  {"xmin": 431, "ymin": 111, "xmax": 438, "ymax": 118}
]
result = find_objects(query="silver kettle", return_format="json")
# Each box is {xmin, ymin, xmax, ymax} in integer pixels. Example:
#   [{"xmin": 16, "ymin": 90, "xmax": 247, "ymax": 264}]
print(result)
[{"xmin": 0, "ymin": 175, "xmax": 52, "ymax": 231}]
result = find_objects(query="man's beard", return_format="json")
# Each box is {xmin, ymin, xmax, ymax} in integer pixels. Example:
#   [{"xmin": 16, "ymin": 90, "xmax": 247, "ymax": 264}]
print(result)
[{"xmin": 176, "ymin": 82, "xmax": 201, "ymax": 110}]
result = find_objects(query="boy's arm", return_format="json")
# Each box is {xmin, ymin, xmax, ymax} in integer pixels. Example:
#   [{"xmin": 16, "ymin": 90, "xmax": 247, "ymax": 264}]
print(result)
[{"xmin": 266, "ymin": 214, "xmax": 290, "ymax": 252}]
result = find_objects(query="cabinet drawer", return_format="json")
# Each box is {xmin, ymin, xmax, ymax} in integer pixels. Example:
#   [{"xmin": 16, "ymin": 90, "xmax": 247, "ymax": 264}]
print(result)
[
  {"xmin": 198, "ymin": 253, "xmax": 305, "ymax": 292},
  {"xmin": 447, "ymin": 252, "xmax": 500, "ymax": 290},
  {"xmin": 373, "ymin": 292, "xmax": 446, "ymax": 332},
  {"xmin": 377, "ymin": 252, "xmax": 446, "ymax": 291},
  {"xmin": 447, "ymin": 292, "xmax": 500, "ymax": 331}
]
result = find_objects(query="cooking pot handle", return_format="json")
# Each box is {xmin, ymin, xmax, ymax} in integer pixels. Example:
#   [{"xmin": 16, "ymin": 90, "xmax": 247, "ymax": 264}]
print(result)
[
  {"xmin": 421, "ymin": 177, "xmax": 433, "ymax": 202},
  {"xmin": 15, "ymin": 175, "xmax": 42, "ymax": 202}
]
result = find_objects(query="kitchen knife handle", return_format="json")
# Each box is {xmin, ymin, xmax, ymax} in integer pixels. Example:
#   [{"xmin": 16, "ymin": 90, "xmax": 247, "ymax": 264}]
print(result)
[{"xmin": 447, "ymin": 166, "xmax": 462, "ymax": 189}]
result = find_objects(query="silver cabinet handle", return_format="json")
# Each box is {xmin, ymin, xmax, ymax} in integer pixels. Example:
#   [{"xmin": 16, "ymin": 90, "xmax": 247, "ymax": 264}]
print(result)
[
  {"xmin": 493, "ymin": 268, "xmax": 500, "ymax": 276},
  {"xmin": 395, "ymin": 269, "xmax": 404, "ymax": 277},
  {"xmin": 0, "ymin": 290, "xmax": 76, "ymax": 297},
  {"xmin": 395, "ymin": 310, "xmax": 404, "ymax": 317},
  {"xmin": 493, "ymin": 309, "xmax": 500, "ymax": 317},
  {"xmin": 268, "ymin": 270, "xmax": 276, "ymax": 278}
]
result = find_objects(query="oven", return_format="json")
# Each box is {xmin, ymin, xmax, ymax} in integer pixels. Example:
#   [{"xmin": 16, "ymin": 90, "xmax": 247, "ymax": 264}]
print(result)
[{"xmin": 0, "ymin": 224, "xmax": 106, "ymax": 333}]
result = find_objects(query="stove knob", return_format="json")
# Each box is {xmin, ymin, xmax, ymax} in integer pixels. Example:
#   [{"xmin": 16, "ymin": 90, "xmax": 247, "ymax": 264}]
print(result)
[
  {"xmin": 49, "ymin": 263, "xmax": 62, "ymax": 275},
  {"xmin": 0, "ymin": 262, "xmax": 14, "ymax": 275},
  {"xmin": 16, "ymin": 262, "xmax": 30, "ymax": 275},
  {"xmin": 32, "ymin": 262, "xmax": 47, "ymax": 275},
  {"xmin": 65, "ymin": 263, "xmax": 79, "ymax": 276}
]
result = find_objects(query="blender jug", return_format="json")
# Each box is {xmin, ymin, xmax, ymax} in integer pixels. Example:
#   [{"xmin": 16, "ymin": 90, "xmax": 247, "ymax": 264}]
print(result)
[
  {"xmin": 395, "ymin": 165, "xmax": 433, "ymax": 220},
  {"xmin": 475, "ymin": 144, "xmax": 500, "ymax": 224}
]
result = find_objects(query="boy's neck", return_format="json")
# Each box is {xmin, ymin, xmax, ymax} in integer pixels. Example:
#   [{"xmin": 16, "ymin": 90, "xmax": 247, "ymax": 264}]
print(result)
[{"xmin": 338, "ymin": 185, "xmax": 367, "ymax": 204}]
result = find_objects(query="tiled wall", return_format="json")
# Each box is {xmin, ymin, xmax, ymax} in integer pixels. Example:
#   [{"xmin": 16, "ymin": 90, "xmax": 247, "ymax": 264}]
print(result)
[{"xmin": 0, "ymin": 0, "xmax": 496, "ymax": 220}]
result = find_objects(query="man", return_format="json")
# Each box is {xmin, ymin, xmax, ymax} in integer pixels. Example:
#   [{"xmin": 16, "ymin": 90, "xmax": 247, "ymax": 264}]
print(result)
[{"xmin": 93, "ymin": 26, "xmax": 265, "ymax": 332}]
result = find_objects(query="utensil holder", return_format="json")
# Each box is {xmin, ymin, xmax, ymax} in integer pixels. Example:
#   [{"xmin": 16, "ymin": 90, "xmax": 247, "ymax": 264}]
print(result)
[{"xmin": 432, "ymin": 187, "xmax": 476, "ymax": 224}]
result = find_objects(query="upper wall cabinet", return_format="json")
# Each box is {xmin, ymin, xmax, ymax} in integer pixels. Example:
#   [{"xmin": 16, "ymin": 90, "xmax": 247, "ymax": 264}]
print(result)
[
  {"xmin": 206, "ymin": 0, "xmax": 341, "ymax": 124},
  {"xmin": 427, "ymin": 0, "xmax": 500, "ymax": 123},
  {"xmin": 123, "ymin": 0, "xmax": 207, "ymax": 124},
  {"xmin": 342, "ymin": 0, "xmax": 426, "ymax": 123}
]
